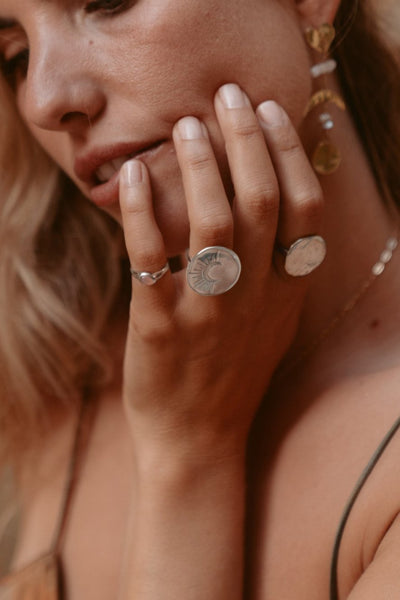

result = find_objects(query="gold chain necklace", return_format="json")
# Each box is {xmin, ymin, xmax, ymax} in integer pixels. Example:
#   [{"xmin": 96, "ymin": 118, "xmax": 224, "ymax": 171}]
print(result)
[{"xmin": 278, "ymin": 230, "xmax": 399, "ymax": 376}]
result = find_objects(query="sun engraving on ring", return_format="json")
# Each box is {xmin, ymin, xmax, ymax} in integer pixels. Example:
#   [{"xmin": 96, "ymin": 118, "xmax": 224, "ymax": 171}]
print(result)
[{"xmin": 186, "ymin": 247, "xmax": 241, "ymax": 296}]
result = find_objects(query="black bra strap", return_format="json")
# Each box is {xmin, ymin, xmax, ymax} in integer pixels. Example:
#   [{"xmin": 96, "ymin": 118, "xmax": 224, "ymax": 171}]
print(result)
[{"xmin": 330, "ymin": 414, "xmax": 400, "ymax": 599}]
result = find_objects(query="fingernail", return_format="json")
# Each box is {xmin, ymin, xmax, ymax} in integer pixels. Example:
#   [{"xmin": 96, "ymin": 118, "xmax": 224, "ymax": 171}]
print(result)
[
  {"xmin": 177, "ymin": 116, "xmax": 207, "ymax": 140},
  {"xmin": 121, "ymin": 159, "xmax": 143, "ymax": 185},
  {"xmin": 256, "ymin": 101, "xmax": 287, "ymax": 127},
  {"xmin": 218, "ymin": 83, "xmax": 251, "ymax": 109}
]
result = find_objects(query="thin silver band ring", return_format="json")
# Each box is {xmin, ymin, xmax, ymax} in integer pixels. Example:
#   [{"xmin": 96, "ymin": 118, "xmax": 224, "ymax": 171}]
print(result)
[{"xmin": 130, "ymin": 262, "xmax": 170, "ymax": 286}]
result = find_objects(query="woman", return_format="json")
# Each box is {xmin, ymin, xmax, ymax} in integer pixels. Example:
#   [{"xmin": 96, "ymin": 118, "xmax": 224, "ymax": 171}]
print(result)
[{"xmin": 0, "ymin": 0, "xmax": 399, "ymax": 598}]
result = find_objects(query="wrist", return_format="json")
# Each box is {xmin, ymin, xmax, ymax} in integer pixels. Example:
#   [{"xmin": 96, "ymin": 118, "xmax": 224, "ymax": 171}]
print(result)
[{"xmin": 129, "ymin": 427, "xmax": 247, "ymax": 491}]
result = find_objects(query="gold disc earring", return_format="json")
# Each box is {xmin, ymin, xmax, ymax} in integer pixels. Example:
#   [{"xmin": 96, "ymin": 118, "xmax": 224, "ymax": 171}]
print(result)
[{"xmin": 304, "ymin": 24, "xmax": 346, "ymax": 175}]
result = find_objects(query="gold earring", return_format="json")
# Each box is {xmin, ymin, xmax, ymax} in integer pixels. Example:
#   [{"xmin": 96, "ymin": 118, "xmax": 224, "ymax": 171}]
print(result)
[{"xmin": 304, "ymin": 24, "xmax": 346, "ymax": 175}]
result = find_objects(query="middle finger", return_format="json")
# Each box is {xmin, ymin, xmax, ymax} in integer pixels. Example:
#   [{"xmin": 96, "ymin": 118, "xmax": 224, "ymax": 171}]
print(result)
[{"xmin": 172, "ymin": 116, "xmax": 234, "ymax": 258}]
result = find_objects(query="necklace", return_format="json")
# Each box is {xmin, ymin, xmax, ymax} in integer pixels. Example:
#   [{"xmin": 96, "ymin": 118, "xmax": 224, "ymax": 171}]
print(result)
[{"xmin": 278, "ymin": 230, "xmax": 399, "ymax": 376}]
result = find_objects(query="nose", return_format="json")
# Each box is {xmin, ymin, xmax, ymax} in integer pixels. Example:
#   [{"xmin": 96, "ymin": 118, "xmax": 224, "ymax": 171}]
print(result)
[{"xmin": 22, "ymin": 38, "xmax": 105, "ymax": 134}]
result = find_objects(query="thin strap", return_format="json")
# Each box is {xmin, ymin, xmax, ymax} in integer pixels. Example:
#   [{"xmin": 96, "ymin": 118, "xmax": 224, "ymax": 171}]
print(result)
[
  {"xmin": 0, "ymin": 391, "xmax": 94, "ymax": 597},
  {"xmin": 50, "ymin": 390, "xmax": 93, "ymax": 555},
  {"xmin": 330, "ymin": 414, "xmax": 400, "ymax": 600}
]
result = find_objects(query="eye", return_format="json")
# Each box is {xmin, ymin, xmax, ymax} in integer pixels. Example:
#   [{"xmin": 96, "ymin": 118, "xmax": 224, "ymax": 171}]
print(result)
[
  {"xmin": 2, "ymin": 48, "xmax": 29, "ymax": 88},
  {"xmin": 85, "ymin": 0, "xmax": 132, "ymax": 15}
]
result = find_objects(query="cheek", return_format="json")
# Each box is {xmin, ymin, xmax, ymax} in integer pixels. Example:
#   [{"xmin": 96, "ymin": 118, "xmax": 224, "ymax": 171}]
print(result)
[{"xmin": 106, "ymin": 1, "xmax": 311, "ymax": 125}]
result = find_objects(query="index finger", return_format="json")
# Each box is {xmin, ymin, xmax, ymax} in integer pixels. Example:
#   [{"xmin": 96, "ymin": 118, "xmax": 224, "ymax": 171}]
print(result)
[{"xmin": 119, "ymin": 159, "xmax": 176, "ymax": 314}]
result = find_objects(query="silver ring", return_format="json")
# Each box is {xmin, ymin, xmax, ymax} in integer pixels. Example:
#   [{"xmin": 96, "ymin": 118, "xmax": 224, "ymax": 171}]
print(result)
[
  {"xmin": 279, "ymin": 235, "xmax": 327, "ymax": 277},
  {"xmin": 186, "ymin": 246, "xmax": 241, "ymax": 296},
  {"xmin": 130, "ymin": 262, "xmax": 170, "ymax": 286}
]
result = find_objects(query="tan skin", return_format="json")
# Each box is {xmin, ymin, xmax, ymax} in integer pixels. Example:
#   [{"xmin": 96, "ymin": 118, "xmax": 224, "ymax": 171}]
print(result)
[{"xmin": 1, "ymin": 0, "xmax": 400, "ymax": 598}]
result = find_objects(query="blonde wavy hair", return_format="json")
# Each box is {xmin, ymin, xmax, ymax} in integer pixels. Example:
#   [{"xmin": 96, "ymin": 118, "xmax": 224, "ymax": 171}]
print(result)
[{"xmin": 0, "ymin": 77, "xmax": 127, "ymax": 462}]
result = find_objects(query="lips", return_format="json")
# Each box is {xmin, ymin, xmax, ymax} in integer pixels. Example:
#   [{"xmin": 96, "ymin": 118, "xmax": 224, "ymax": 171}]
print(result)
[{"xmin": 74, "ymin": 139, "xmax": 166, "ymax": 207}]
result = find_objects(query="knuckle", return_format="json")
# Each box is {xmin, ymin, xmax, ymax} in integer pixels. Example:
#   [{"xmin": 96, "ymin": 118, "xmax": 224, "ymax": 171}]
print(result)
[
  {"xmin": 241, "ymin": 183, "xmax": 279, "ymax": 220},
  {"xmin": 294, "ymin": 193, "xmax": 323, "ymax": 228},
  {"xmin": 292, "ymin": 189, "xmax": 323, "ymax": 224},
  {"xmin": 231, "ymin": 119, "xmax": 260, "ymax": 141},
  {"xmin": 275, "ymin": 126, "xmax": 299, "ymax": 156},
  {"xmin": 131, "ymin": 312, "xmax": 176, "ymax": 345},
  {"xmin": 185, "ymin": 149, "xmax": 214, "ymax": 172},
  {"xmin": 196, "ymin": 214, "xmax": 233, "ymax": 240},
  {"xmin": 190, "ymin": 303, "xmax": 222, "ymax": 331},
  {"xmin": 122, "ymin": 193, "xmax": 146, "ymax": 215}
]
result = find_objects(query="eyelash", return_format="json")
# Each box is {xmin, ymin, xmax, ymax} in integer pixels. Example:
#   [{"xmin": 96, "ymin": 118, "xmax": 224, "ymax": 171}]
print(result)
[
  {"xmin": 84, "ymin": 0, "xmax": 132, "ymax": 15},
  {"xmin": 2, "ymin": 48, "xmax": 29, "ymax": 87}
]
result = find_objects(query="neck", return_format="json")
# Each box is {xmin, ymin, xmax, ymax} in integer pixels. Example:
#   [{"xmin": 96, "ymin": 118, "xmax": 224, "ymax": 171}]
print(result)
[{"xmin": 285, "ymin": 103, "xmax": 400, "ymax": 370}]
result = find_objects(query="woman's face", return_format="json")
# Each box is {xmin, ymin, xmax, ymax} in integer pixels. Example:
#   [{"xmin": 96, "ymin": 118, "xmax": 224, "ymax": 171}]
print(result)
[{"xmin": 0, "ymin": 0, "xmax": 311, "ymax": 255}]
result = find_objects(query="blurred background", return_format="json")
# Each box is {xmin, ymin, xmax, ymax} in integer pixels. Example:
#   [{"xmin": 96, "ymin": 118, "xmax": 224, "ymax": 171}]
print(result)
[{"xmin": 374, "ymin": 0, "xmax": 400, "ymax": 44}]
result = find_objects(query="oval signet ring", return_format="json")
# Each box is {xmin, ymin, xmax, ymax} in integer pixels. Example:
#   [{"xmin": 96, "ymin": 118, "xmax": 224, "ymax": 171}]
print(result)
[{"xmin": 280, "ymin": 235, "xmax": 327, "ymax": 277}]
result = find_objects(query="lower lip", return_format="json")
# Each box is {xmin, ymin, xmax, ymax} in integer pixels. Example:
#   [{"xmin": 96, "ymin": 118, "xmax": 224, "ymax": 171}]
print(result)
[{"xmin": 89, "ymin": 141, "xmax": 168, "ymax": 208}]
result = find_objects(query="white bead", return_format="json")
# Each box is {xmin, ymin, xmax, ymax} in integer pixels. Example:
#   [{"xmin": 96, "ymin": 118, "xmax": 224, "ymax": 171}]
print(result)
[
  {"xmin": 319, "ymin": 112, "xmax": 334, "ymax": 130},
  {"xmin": 387, "ymin": 237, "xmax": 398, "ymax": 251},
  {"xmin": 380, "ymin": 249, "xmax": 392, "ymax": 263},
  {"xmin": 322, "ymin": 120, "xmax": 334, "ymax": 130},
  {"xmin": 372, "ymin": 262, "xmax": 385, "ymax": 276},
  {"xmin": 310, "ymin": 59, "xmax": 337, "ymax": 79}
]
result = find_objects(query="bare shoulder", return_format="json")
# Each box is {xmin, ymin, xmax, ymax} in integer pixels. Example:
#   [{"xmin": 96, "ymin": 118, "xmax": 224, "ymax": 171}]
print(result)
[
  {"xmin": 248, "ymin": 351, "xmax": 400, "ymax": 599},
  {"xmin": 7, "ymin": 415, "xmax": 76, "ymax": 572},
  {"xmin": 346, "ymin": 512, "xmax": 400, "ymax": 599},
  {"xmin": 325, "ymin": 364, "xmax": 400, "ymax": 597},
  {"xmin": 2, "ymin": 393, "xmax": 134, "ymax": 598}
]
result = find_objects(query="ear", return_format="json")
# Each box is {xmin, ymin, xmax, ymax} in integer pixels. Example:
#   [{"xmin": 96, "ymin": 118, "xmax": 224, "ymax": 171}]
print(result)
[{"xmin": 294, "ymin": 0, "xmax": 342, "ymax": 27}]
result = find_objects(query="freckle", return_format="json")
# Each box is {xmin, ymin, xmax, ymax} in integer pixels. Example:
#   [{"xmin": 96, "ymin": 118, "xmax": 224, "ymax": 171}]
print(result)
[
  {"xmin": 369, "ymin": 319, "xmax": 380, "ymax": 330},
  {"xmin": 89, "ymin": 40, "xmax": 94, "ymax": 46}
]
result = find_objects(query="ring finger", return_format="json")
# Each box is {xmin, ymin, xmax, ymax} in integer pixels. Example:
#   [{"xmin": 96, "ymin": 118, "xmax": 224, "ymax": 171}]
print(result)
[{"xmin": 256, "ymin": 100, "xmax": 325, "ymax": 277}]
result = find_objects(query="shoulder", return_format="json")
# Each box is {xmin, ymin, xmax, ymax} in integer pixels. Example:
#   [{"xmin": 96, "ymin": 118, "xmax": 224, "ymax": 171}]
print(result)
[
  {"xmin": 321, "ymin": 364, "xmax": 400, "ymax": 598},
  {"xmin": 259, "ymin": 356, "xmax": 400, "ymax": 598},
  {"xmin": 3, "ymin": 417, "xmax": 75, "ymax": 573},
  {"xmin": 346, "ymin": 512, "xmax": 400, "ymax": 599}
]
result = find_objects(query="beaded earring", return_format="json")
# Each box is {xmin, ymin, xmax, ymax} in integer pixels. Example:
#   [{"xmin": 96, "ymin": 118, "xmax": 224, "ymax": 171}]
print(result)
[{"xmin": 304, "ymin": 24, "xmax": 346, "ymax": 175}]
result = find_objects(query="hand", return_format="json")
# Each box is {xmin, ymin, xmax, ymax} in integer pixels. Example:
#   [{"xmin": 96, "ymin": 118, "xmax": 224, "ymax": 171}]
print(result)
[{"xmin": 119, "ymin": 83, "xmax": 323, "ymax": 458}]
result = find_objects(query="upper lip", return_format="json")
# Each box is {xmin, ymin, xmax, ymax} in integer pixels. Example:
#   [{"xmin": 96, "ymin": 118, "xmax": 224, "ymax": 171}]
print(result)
[{"xmin": 74, "ymin": 139, "xmax": 166, "ymax": 186}]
